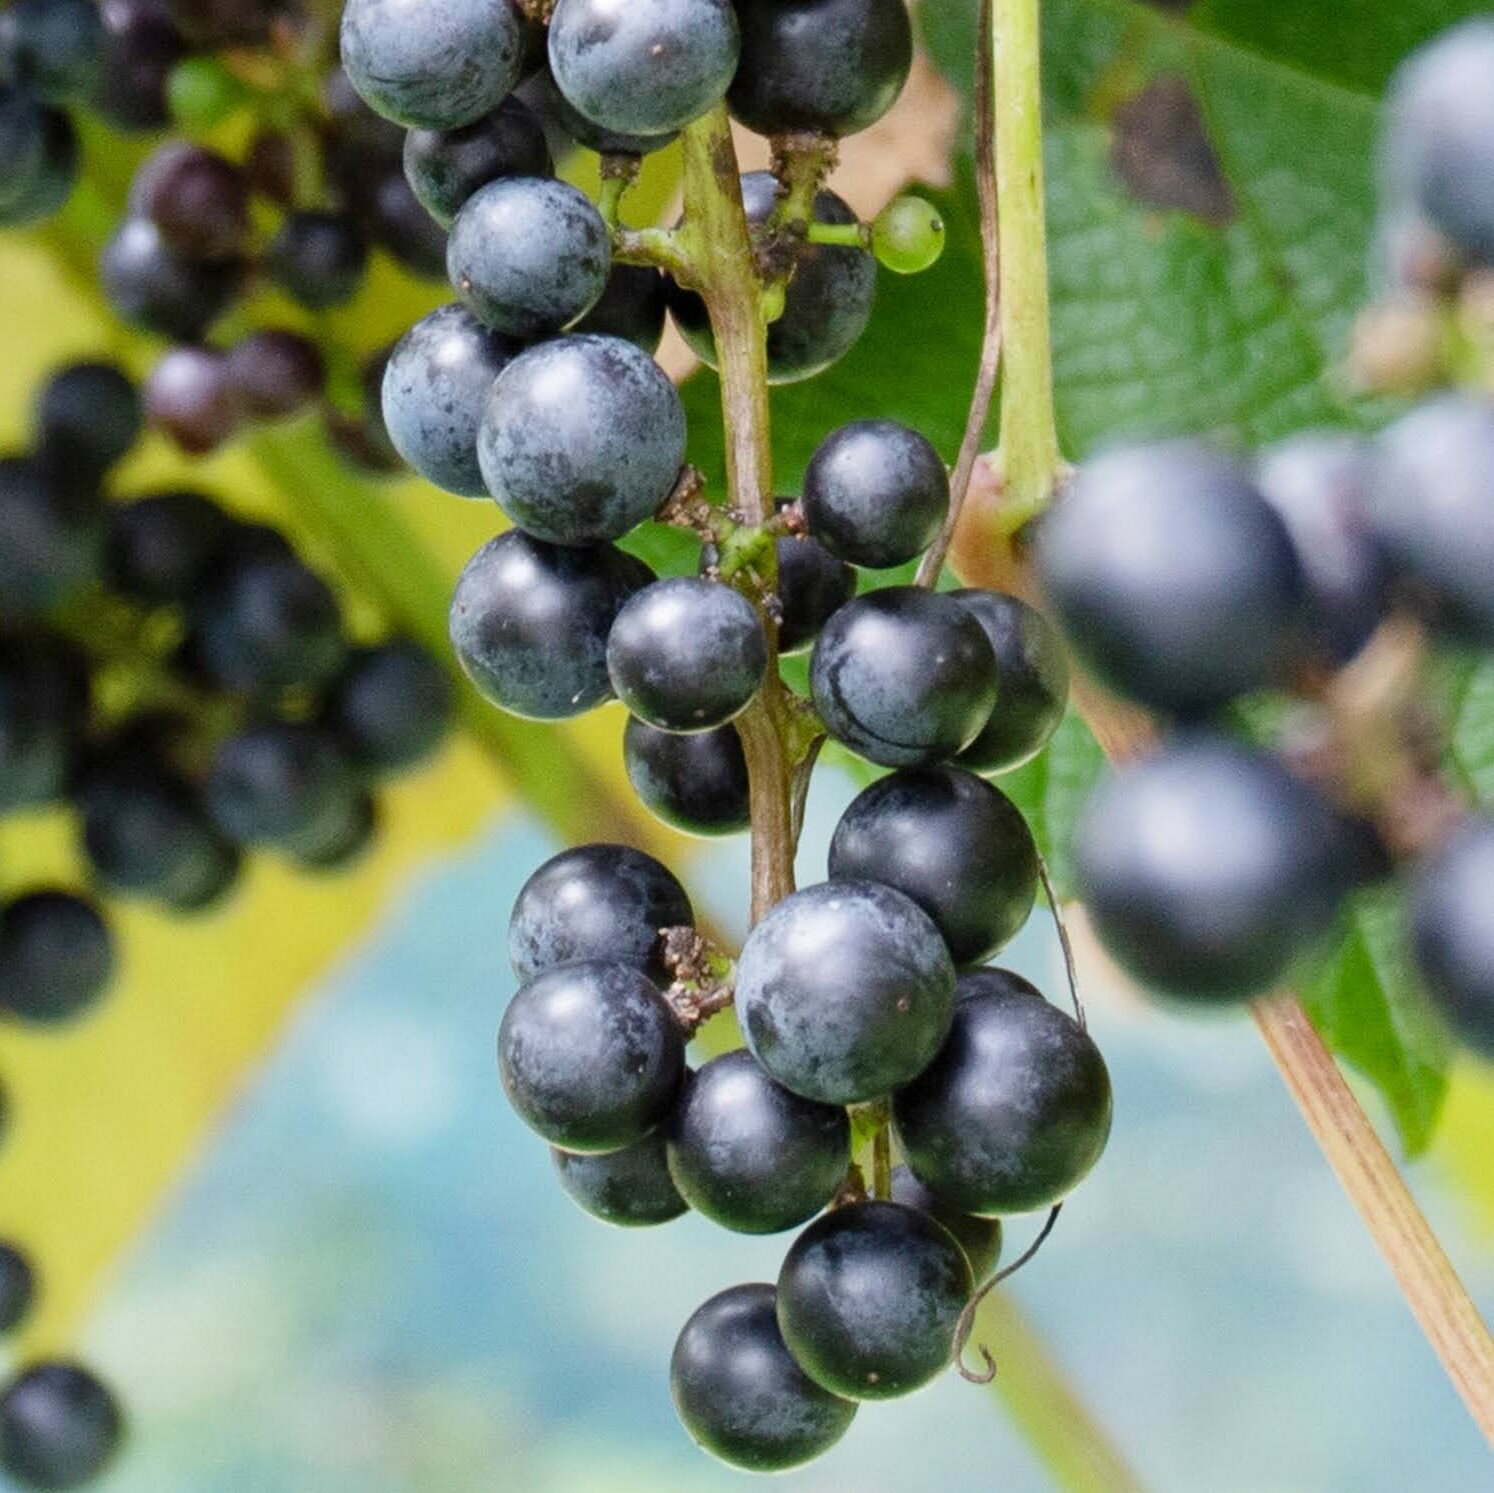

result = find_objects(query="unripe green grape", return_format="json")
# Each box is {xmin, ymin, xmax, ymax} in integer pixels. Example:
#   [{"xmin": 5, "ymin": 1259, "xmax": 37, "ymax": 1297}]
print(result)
[{"xmin": 872, "ymin": 195, "xmax": 945, "ymax": 274}]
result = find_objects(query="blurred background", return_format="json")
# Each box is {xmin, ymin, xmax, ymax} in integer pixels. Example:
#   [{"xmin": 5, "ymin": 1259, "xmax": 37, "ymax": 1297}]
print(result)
[{"xmin": 3, "ymin": 1, "xmax": 1494, "ymax": 1489}]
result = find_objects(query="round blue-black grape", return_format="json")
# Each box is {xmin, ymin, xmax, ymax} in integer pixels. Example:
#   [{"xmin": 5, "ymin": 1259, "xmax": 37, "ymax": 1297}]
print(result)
[
  {"xmin": 498, "ymin": 958, "xmax": 684, "ymax": 1151},
  {"xmin": 0, "ymin": 103, "xmax": 76, "ymax": 228},
  {"xmin": 671, "ymin": 1283, "xmax": 857, "ymax": 1472},
  {"xmin": 382, "ymin": 303, "xmax": 521, "ymax": 497},
  {"xmin": 33, "ymin": 361, "xmax": 141, "ymax": 482},
  {"xmin": 142, "ymin": 344, "xmax": 239, "ymax": 456},
  {"xmin": 829, "ymin": 765, "xmax": 1037, "ymax": 965},
  {"xmin": 552, "ymin": 1132, "xmax": 688, "ymax": 1227},
  {"xmin": 362, "ymin": 168, "xmax": 451, "ymax": 279},
  {"xmin": 225, "ymin": 330, "xmax": 326, "ymax": 420},
  {"xmin": 403, "ymin": 96, "xmax": 552, "ymax": 227},
  {"xmin": 776, "ymin": 1200, "xmax": 971, "ymax": 1400},
  {"xmin": 736, "ymin": 879, "xmax": 956, "ymax": 1104},
  {"xmin": 447, "ymin": 176, "xmax": 610, "ymax": 336},
  {"xmin": 0, "ymin": 455, "xmax": 105, "ymax": 613},
  {"xmin": 325, "ymin": 640, "xmax": 453, "ymax": 773},
  {"xmin": 188, "ymin": 553, "xmax": 346, "ymax": 699},
  {"xmin": 288, "ymin": 787, "xmax": 379, "ymax": 871},
  {"xmin": 0, "ymin": 892, "xmax": 113, "ymax": 1026},
  {"xmin": 81, "ymin": 752, "xmax": 239, "ymax": 911},
  {"xmin": 1409, "ymin": 815, "xmax": 1494, "ymax": 1058},
  {"xmin": 100, "ymin": 216, "xmax": 243, "ymax": 339},
  {"xmin": 670, "ymin": 173, "xmax": 876, "ymax": 384},
  {"xmin": 951, "ymin": 589, "xmax": 1069, "ymax": 775},
  {"xmin": 892, "ymin": 968, "xmax": 1112, "ymax": 1216},
  {"xmin": 339, "ymin": 0, "xmax": 526, "ymax": 129},
  {"xmin": 623, "ymin": 717, "xmax": 750, "ymax": 837},
  {"xmin": 478, "ymin": 334, "xmax": 686, "ymax": 544},
  {"xmin": 0, "ymin": 1362, "xmax": 123, "ymax": 1489},
  {"xmin": 1383, "ymin": 20, "xmax": 1494, "ymax": 264},
  {"xmin": 3, "ymin": 0, "xmax": 104, "ymax": 103},
  {"xmin": 127, "ymin": 141, "xmax": 248, "ymax": 262},
  {"xmin": 95, "ymin": 0, "xmax": 187, "ymax": 132},
  {"xmin": 730, "ymin": 0, "xmax": 911, "ymax": 137},
  {"xmin": 449, "ymin": 529, "xmax": 653, "ymax": 718},
  {"xmin": 666, "ymin": 1049, "xmax": 849, "ymax": 1233},
  {"xmin": 606, "ymin": 577, "xmax": 767, "ymax": 732},
  {"xmin": 572, "ymin": 264, "xmax": 669, "ymax": 354},
  {"xmin": 1366, "ymin": 394, "xmax": 1494, "ymax": 647},
  {"xmin": 1074, "ymin": 736, "xmax": 1352, "ymax": 1004},
  {"xmin": 508, "ymin": 841, "xmax": 692, "ymax": 985},
  {"xmin": 810, "ymin": 586, "xmax": 997, "ymax": 768},
  {"xmin": 1256, "ymin": 432, "xmax": 1389, "ymax": 662},
  {"xmin": 267, "ymin": 211, "xmax": 368, "ymax": 310},
  {"xmin": 548, "ymin": 0, "xmax": 739, "ymax": 137},
  {"xmin": 802, "ymin": 419, "xmax": 948, "ymax": 569},
  {"xmin": 889, "ymin": 1166, "xmax": 1002, "ymax": 1282},
  {"xmin": 0, "ymin": 633, "xmax": 89, "ymax": 811},
  {"xmin": 104, "ymin": 490, "xmax": 229, "ymax": 604},
  {"xmin": 1037, "ymin": 440, "xmax": 1304, "ymax": 716},
  {"xmin": 538, "ymin": 74, "xmax": 679, "ymax": 156},
  {"xmin": 207, "ymin": 722, "xmax": 358, "ymax": 851},
  {"xmin": 0, "ymin": 1242, "xmax": 34, "ymax": 1334}
]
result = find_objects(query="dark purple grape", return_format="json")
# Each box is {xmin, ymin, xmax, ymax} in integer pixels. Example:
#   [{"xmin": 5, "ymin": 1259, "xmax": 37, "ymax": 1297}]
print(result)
[
  {"xmin": 362, "ymin": 169, "xmax": 451, "ymax": 279},
  {"xmin": 403, "ymin": 95, "xmax": 552, "ymax": 227},
  {"xmin": 499, "ymin": 958, "xmax": 685, "ymax": 1151},
  {"xmin": 143, "ymin": 345, "xmax": 241, "ymax": 455},
  {"xmin": 105, "ymin": 490, "xmax": 229, "ymax": 603},
  {"xmin": 893, "ymin": 968, "xmax": 1112, "ymax": 1215},
  {"xmin": 571, "ymin": 263, "xmax": 668, "ymax": 354},
  {"xmin": 165, "ymin": 0, "xmax": 293, "ymax": 45},
  {"xmin": 0, "ymin": 1362, "xmax": 123, "ymax": 1489},
  {"xmin": 623, "ymin": 717, "xmax": 749, "ymax": 837},
  {"xmin": 225, "ymin": 330, "xmax": 326, "ymax": 420},
  {"xmin": 666, "ymin": 1049, "xmax": 849, "ymax": 1233},
  {"xmin": 829, "ymin": 765, "xmax": 1038, "ymax": 965},
  {"xmin": 0, "ymin": 891, "xmax": 114, "ymax": 1025},
  {"xmin": 0, "ymin": 1241, "xmax": 35, "ymax": 1334},
  {"xmin": 809, "ymin": 587, "xmax": 998, "ymax": 768},
  {"xmin": 950, "ymin": 589, "xmax": 1070, "ymax": 775},
  {"xmin": 1409, "ymin": 815, "xmax": 1494, "ymax": 1057},
  {"xmin": 802, "ymin": 419, "xmax": 949, "ymax": 569},
  {"xmin": 94, "ymin": 0, "xmax": 186, "ymax": 131},
  {"xmin": 730, "ymin": 0, "xmax": 912, "ymax": 138},
  {"xmin": 33, "ymin": 360, "xmax": 142, "ymax": 482},
  {"xmin": 449, "ymin": 529, "xmax": 653, "ymax": 719},
  {"xmin": 605, "ymin": 577, "xmax": 767, "ymax": 732},
  {"xmin": 324, "ymin": 639, "xmax": 453, "ymax": 773},
  {"xmin": 670, "ymin": 172, "xmax": 876, "ymax": 384},
  {"xmin": 267, "ymin": 211, "xmax": 369, "ymax": 310},
  {"xmin": 508, "ymin": 841, "xmax": 691, "ymax": 985},
  {"xmin": 552, "ymin": 1132, "xmax": 688, "ymax": 1227},
  {"xmin": 889, "ymin": 1165, "xmax": 1002, "ymax": 1282},
  {"xmin": 671, "ymin": 1284, "xmax": 856, "ymax": 1472},
  {"xmin": 1037, "ymin": 441, "xmax": 1305, "ymax": 716},
  {"xmin": 735, "ymin": 879, "xmax": 956, "ymax": 1104},
  {"xmin": 776, "ymin": 1200, "xmax": 971, "ymax": 1400},
  {"xmin": 129, "ymin": 141, "xmax": 249, "ymax": 261},
  {"xmin": 0, "ymin": 454, "xmax": 106, "ymax": 612},
  {"xmin": 101, "ymin": 217, "xmax": 244, "ymax": 339},
  {"xmin": 1074, "ymin": 736, "xmax": 1353, "ymax": 1003}
]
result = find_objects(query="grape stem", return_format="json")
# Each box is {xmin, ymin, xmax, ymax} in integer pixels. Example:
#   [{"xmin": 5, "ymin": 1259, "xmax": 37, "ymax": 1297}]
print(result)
[
  {"xmin": 677, "ymin": 105, "xmax": 797, "ymax": 922},
  {"xmin": 916, "ymin": 0, "xmax": 1003, "ymax": 589}
]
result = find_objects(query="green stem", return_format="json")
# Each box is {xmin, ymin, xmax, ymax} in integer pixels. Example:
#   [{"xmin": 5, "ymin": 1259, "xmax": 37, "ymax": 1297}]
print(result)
[
  {"xmin": 994, "ymin": 0, "xmax": 1062, "ymax": 527},
  {"xmin": 805, "ymin": 221, "xmax": 871, "ymax": 249},
  {"xmin": 677, "ymin": 105, "xmax": 795, "ymax": 921}
]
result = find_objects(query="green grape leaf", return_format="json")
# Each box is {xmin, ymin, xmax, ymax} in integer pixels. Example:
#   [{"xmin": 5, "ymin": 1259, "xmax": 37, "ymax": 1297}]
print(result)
[{"xmin": 1299, "ymin": 890, "xmax": 1453, "ymax": 1157}]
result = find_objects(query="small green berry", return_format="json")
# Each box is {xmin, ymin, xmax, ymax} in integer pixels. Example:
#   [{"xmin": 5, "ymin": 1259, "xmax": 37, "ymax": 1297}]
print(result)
[
  {"xmin": 872, "ymin": 196, "xmax": 946, "ymax": 274},
  {"xmin": 167, "ymin": 57, "xmax": 248, "ymax": 132}
]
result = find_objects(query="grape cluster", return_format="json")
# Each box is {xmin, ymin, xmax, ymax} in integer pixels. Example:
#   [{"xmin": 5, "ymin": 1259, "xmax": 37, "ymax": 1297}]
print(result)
[
  {"xmin": 1021, "ymin": 21, "xmax": 1494, "ymax": 1049},
  {"xmin": 0, "ymin": 354, "xmax": 452, "ymax": 1487},
  {"xmin": 333, "ymin": 0, "xmax": 1112, "ymax": 1471}
]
